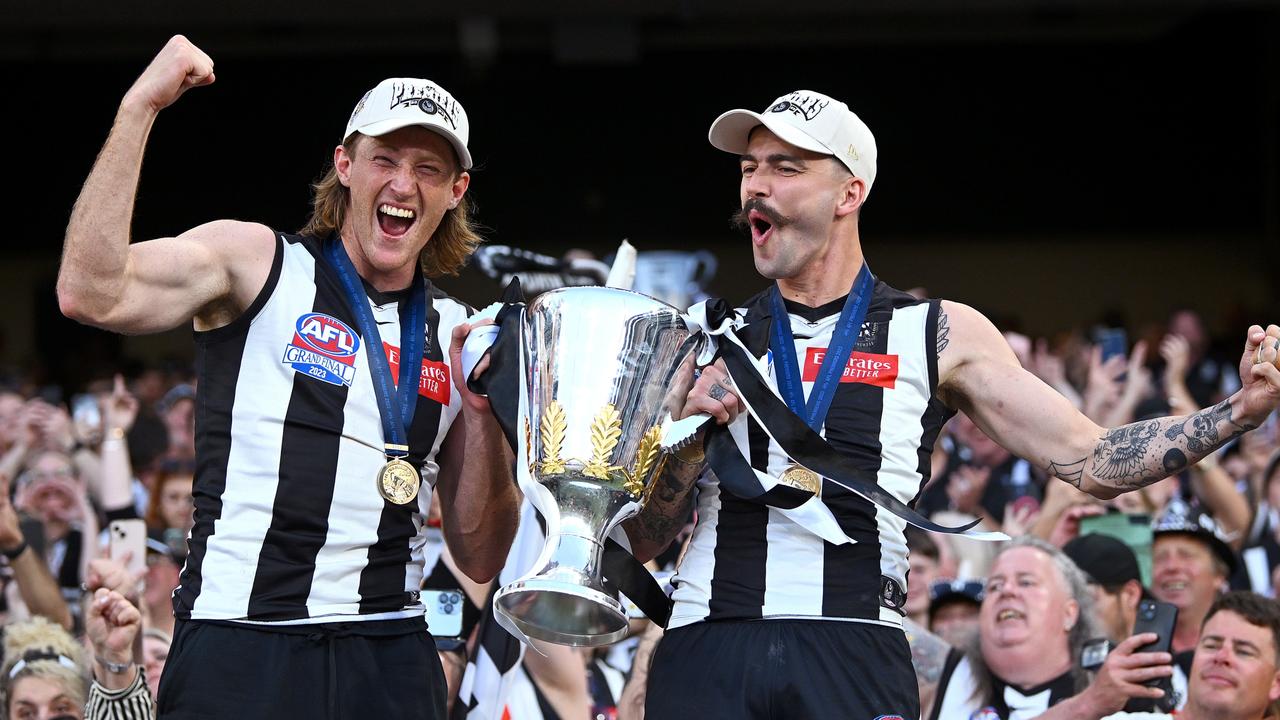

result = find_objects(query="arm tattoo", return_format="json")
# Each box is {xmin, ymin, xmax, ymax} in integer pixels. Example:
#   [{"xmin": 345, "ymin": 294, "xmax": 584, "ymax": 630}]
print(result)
[
  {"xmin": 627, "ymin": 459, "xmax": 701, "ymax": 547},
  {"xmin": 1072, "ymin": 400, "xmax": 1258, "ymax": 492},
  {"xmin": 1047, "ymin": 457, "xmax": 1087, "ymax": 488},
  {"xmin": 936, "ymin": 306, "xmax": 951, "ymax": 356}
]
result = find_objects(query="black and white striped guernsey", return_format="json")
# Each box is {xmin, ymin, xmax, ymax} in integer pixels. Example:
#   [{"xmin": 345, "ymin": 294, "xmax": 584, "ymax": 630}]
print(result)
[
  {"xmin": 173, "ymin": 233, "xmax": 472, "ymax": 625},
  {"xmin": 669, "ymin": 280, "xmax": 952, "ymax": 629}
]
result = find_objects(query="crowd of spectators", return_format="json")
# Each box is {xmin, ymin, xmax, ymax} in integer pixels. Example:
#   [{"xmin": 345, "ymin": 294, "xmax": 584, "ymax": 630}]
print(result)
[{"xmin": 0, "ymin": 302, "xmax": 1276, "ymax": 720}]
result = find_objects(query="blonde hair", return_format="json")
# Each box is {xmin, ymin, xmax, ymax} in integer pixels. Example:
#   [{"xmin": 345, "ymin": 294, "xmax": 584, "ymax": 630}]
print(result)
[
  {"xmin": 2, "ymin": 617, "xmax": 89, "ymax": 713},
  {"xmin": 299, "ymin": 134, "xmax": 483, "ymax": 277}
]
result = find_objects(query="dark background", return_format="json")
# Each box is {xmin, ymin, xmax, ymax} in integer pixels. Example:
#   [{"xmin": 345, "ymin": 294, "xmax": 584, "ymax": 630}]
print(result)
[{"xmin": 5, "ymin": 1, "xmax": 1278, "ymax": 390}]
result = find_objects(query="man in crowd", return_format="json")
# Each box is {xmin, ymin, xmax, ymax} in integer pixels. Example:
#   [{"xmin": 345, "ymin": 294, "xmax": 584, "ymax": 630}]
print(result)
[
  {"xmin": 1152, "ymin": 504, "xmax": 1237, "ymax": 661},
  {"xmin": 625, "ymin": 87, "xmax": 1280, "ymax": 718},
  {"xmin": 1064, "ymin": 533, "xmax": 1146, "ymax": 644},
  {"xmin": 1100, "ymin": 592, "xmax": 1280, "ymax": 720},
  {"xmin": 56, "ymin": 35, "xmax": 517, "ymax": 718}
]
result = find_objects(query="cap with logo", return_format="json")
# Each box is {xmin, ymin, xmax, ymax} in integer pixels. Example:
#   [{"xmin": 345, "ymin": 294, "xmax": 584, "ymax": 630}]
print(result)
[
  {"xmin": 708, "ymin": 90, "xmax": 877, "ymax": 197},
  {"xmin": 1152, "ymin": 500, "xmax": 1238, "ymax": 575},
  {"xmin": 344, "ymin": 78, "xmax": 472, "ymax": 170}
]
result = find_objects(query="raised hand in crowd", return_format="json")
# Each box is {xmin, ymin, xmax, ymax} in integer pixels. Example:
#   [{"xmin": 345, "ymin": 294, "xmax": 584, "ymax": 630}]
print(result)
[
  {"xmin": 1100, "ymin": 340, "xmax": 1152, "ymax": 428},
  {"xmin": 1161, "ymin": 332, "xmax": 1198, "ymax": 414},
  {"xmin": 1045, "ymin": 502, "xmax": 1105, "ymax": 548},
  {"xmin": 103, "ymin": 375, "xmax": 139, "ymax": 438},
  {"xmin": 0, "ymin": 470, "xmax": 72, "ymax": 629},
  {"xmin": 1039, "ymin": 632, "xmax": 1173, "ymax": 720},
  {"xmin": 85, "ymin": 587, "xmax": 143, "ymax": 690},
  {"xmin": 945, "ymin": 463, "xmax": 990, "ymax": 516},
  {"xmin": 86, "ymin": 556, "xmax": 146, "ymax": 601},
  {"xmin": 1027, "ymin": 337, "xmax": 1084, "ymax": 410},
  {"xmin": 1001, "ymin": 499, "xmax": 1040, "ymax": 539},
  {"xmin": 1082, "ymin": 345, "xmax": 1128, "ymax": 424}
]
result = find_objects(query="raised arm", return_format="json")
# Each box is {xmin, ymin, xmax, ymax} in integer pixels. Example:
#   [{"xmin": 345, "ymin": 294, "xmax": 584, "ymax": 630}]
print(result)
[
  {"xmin": 56, "ymin": 35, "xmax": 274, "ymax": 335},
  {"xmin": 938, "ymin": 301, "xmax": 1280, "ymax": 500}
]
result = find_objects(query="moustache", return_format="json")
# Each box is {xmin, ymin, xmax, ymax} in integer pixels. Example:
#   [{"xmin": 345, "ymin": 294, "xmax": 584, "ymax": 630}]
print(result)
[{"xmin": 730, "ymin": 199, "xmax": 793, "ymax": 232}]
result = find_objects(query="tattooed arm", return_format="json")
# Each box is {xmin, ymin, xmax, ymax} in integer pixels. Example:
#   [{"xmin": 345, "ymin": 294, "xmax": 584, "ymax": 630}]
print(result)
[
  {"xmin": 622, "ymin": 446, "xmax": 702, "ymax": 563},
  {"xmin": 903, "ymin": 618, "xmax": 951, "ymax": 719},
  {"xmin": 938, "ymin": 303, "xmax": 1280, "ymax": 500}
]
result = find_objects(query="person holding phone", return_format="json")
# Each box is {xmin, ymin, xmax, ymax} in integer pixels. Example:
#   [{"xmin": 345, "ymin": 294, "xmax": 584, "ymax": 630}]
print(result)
[
  {"xmin": 56, "ymin": 35, "xmax": 517, "ymax": 719},
  {"xmin": 1091, "ymin": 592, "xmax": 1280, "ymax": 720}
]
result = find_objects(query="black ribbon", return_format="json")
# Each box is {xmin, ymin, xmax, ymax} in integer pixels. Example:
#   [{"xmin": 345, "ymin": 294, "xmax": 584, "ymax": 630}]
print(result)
[{"xmin": 711, "ymin": 331, "xmax": 983, "ymax": 536}]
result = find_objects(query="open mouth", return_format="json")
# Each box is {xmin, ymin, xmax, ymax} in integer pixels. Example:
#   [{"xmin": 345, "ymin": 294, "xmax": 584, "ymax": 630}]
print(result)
[
  {"xmin": 996, "ymin": 609, "xmax": 1025, "ymax": 622},
  {"xmin": 748, "ymin": 209, "xmax": 774, "ymax": 245},
  {"xmin": 377, "ymin": 203, "xmax": 416, "ymax": 237}
]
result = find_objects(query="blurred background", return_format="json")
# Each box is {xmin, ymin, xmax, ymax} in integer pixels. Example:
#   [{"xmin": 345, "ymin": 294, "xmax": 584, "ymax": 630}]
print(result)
[{"xmin": 3, "ymin": 0, "xmax": 1277, "ymax": 391}]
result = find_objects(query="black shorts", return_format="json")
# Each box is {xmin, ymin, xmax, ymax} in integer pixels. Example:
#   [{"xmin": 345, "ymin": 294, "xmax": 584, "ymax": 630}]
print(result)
[
  {"xmin": 157, "ymin": 618, "xmax": 446, "ymax": 719},
  {"xmin": 646, "ymin": 619, "xmax": 919, "ymax": 720}
]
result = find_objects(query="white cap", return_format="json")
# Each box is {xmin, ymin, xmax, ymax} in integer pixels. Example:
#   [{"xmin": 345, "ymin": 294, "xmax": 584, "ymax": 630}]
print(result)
[
  {"xmin": 344, "ymin": 78, "xmax": 472, "ymax": 170},
  {"xmin": 708, "ymin": 90, "xmax": 877, "ymax": 196}
]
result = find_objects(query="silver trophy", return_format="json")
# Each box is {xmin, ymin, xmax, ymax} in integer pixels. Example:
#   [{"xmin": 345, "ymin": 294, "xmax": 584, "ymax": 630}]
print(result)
[{"xmin": 493, "ymin": 286, "xmax": 702, "ymax": 646}]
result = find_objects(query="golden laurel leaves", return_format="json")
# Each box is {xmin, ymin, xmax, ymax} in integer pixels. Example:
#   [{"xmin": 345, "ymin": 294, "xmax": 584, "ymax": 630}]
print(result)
[
  {"xmin": 539, "ymin": 401, "xmax": 567, "ymax": 475},
  {"xmin": 625, "ymin": 425, "xmax": 665, "ymax": 496},
  {"xmin": 584, "ymin": 404, "xmax": 622, "ymax": 479}
]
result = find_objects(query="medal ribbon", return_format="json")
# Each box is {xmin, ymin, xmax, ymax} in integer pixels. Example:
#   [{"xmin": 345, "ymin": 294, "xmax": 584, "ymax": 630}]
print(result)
[
  {"xmin": 325, "ymin": 237, "xmax": 426, "ymax": 459},
  {"xmin": 768, "ymin": 262, "xmax": 873, "ymax": 431}
]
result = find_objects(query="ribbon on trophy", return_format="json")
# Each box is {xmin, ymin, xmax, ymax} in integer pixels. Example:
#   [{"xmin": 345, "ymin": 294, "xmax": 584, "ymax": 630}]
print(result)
[{"xmin": 466, "ymin": 280, "xmax": 674, "ymax": 635}]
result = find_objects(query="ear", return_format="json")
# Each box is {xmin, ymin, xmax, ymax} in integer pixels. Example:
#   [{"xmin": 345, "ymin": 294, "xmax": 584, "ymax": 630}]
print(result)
[
  {"xmin": 1063, "ymin": 598, "xmax": 1080, "ymax": 632},
  {"xmin": 833, "ymin": 175, "xmax": 867, "ymax": 219},
  {"xmin": 1269, "ymin": 669, "xmax": 1280, "ymax": 703},
  {"xmin": 449, "ymin": 171, "xmax": 471, "ymax": 210},
  {"xmin": 1121, "ymin": 580, "xmax": 1144, "ymax": 609},
  {"xmin": 335, "ymin": 145, "xmax": 353, "ymax": 188}
]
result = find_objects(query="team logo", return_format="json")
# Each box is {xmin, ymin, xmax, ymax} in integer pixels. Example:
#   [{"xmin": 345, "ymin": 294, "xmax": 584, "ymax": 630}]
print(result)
[
  {"xmin": 385, "ymin": 342, "xmax": 451, "ymax": 405},
  {"xmin": 802, "ymin": 349, "xmax": 899, "ymax": 389},
  {"xmin": 768, "ymin": 92, "xmax": 829, "ymax": 122},
  {"xmin": 970, "ymin": 708, "xmax": 1002, "ymax": 720},
  {"xmin": 283, "ymin": 313, "xmax": 361, "ymax": 387}
]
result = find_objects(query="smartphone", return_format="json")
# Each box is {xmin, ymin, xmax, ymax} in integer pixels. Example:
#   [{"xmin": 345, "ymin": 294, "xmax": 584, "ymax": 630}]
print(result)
[
  {"xmin": 1129, "ymin": 598, "xmax": 1178, "ymax": 711},
  {"xmin": 1095, "ymin": 327, "xmax": 1129, "ymax": 363},
  {"xmin": 424, "ymin": 589, "xmax": 465, "ymax": 640},
  {"xmin": 71, "ymin": 394, "xmax": 102, "ymax": 440},
  {"xmin": 108, "ymin": 519, "xmax": 148, "ymax": 581}
]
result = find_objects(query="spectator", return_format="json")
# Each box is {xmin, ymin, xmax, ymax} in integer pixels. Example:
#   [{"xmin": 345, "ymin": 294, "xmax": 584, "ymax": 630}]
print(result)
[
  {"xmin": 931, "ymin": 537, "xmax": 1108, "ymax": 717},
  {"xmin": 142, "ymin": 458, "xmax": 194, "ymax": 559},
  {"xmin": 1152, "ymin": 503, "xmax": 1236, "ymax": 656},
  {"xmin": 927, "ymin": 578, "xmax": 983, "ymax": 648},
  {"xmin": 1064, "ymin": 533, "xmax": 1145, "ymax": 645},
  {"xmin": 0, "ymin": 467, "xmax": 71, "ymax": 630},
  {"xmin": 905, "ymin": 527, "xmax": 945, "ymax": 627},
  {"xmin": 1, "ymin": 615, "xmax": 89, "ymax": 719},
  {"xmin": 84, "ymin": 587, "xmax": 153, "ymax": 719},
  {"xmin": 1102, "ymin": 591, "xmax": 1280, "ymax": 720},
  {"xmin": 155, "ymin": 385, "xmax": 195, "ymax": 461},
  {"xmin": 14, "ymin": 450, "xmax": 97, "ymax": 617}
]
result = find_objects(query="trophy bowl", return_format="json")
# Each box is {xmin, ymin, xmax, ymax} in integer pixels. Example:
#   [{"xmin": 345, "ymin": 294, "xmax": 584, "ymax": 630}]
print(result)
[{"xmin": 493, "ymin": 286, "xmax": 701, "ymax": 647}]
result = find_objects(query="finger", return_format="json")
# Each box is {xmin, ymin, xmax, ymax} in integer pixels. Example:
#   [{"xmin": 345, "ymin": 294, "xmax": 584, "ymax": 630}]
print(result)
[
  {"xmin": 1250, "ymin": 361, "xmax": 1280, "ymax": 386},
  {"xmin": 1114, "ymin": 632, "xmax": 1160, "ymax": 653},
  {"xmin": 113, "ymin": 373, "xmax": 127, "ymax": 398},
  {"xmin": 1128, "ymin": 340, "xmax": 1148, "ymax": 370},
  {"xmin": 1245, "ymin": 325, "xmax": 1266, "ymax": 354}
]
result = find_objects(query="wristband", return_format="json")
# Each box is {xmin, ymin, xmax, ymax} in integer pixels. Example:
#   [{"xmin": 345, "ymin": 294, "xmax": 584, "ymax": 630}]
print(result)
[
  {"xmin": 1, "ymin": 539, "xmax": 27, "ymax": 560},
  {"xmin": 95, "ymin": 655, "xmax": 132, "ymax": 675}
]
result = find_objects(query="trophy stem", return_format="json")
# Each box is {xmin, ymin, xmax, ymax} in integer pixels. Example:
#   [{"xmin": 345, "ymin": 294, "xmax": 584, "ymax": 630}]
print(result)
[{"xmin": 494, "ymin": 519, "xmax": 630, "ymax": 647}]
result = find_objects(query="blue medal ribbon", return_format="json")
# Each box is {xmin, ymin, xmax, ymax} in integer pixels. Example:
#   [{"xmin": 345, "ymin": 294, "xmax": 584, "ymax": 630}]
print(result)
[
  {"xmin": 768, "ymin": 263, "xmax": 873, "ymax": 431},
  {"xmin": 325, "ymin": 238, "xmax": 427, "ymax": 459}
]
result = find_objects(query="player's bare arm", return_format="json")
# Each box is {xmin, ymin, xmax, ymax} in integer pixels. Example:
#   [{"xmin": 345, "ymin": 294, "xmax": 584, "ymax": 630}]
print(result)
[
  {"xmin": 57, "ymin": 35, "xmax": 275, "ymax": 335},
  {"xmin": 434, "ymin": 320, "xmax": 519, "ymax": 583},
  {"xmin": 937, "ymin": 301, "xmax": 1280, "ymax": 500}
]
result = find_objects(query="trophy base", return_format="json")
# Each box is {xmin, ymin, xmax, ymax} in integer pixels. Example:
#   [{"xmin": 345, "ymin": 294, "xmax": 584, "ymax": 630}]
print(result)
[{"xmin": 494, "ymin": 578, "xmax": 630, "ymax": 647}]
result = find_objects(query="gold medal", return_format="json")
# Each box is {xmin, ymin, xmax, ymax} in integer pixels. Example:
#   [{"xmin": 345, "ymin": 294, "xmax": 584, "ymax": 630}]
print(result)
[
  {"xmin": 779, "ymin": 463, "xmax": 822, "ymax": 497},
  {"xmin": 377, "ymin": 457, "xmax": 421, "ymax": 505}
]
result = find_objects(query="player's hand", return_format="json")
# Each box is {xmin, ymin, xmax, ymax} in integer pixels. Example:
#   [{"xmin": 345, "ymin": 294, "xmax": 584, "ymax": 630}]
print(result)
[
  {"xmin": 122, "ymin": 34, "xmax": 216, "ymax": 115},
  {"xmin": 1235, "ymin": 324, "xmax": 1280, "ymax": 426},
  {"xmin": 449, "ymin": 319, "xmax": 495, "ymax": 415},
  {"xmin": 677, "ymin": 360, "xmax": 742, "ymax": 425}
]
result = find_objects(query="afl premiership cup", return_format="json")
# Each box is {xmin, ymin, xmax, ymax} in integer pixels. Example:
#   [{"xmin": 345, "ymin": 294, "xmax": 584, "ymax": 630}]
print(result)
[{"xmin": 494, "ymin": 286, "xmax": 702, "ymax": 646}]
